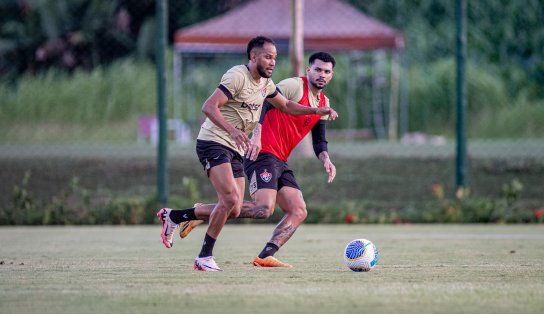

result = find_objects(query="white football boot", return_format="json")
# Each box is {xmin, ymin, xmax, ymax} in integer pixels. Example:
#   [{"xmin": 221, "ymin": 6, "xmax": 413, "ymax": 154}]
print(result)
[
  {"xmin": 194, "ymin": 256, "xmax": 223, "ymax": 272},
  {"xmin": 156, "ymin": 208, "xmax": 178, "ymax": 248}
]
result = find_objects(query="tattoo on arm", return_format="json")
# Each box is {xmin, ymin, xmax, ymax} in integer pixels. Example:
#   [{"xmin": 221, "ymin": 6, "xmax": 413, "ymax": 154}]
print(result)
[
  {"xmin": 270, "ymin": 221, "xmax": 296, "ymax": 247},
  {"xmin": 252, "ymin": 124, "xmax": 261, "ymax": 137}
]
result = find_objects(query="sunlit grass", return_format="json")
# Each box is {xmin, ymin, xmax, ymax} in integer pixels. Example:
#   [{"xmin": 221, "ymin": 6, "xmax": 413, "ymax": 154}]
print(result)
[{"xmin": 0, "ymin": 225, "xmax": 542, "ymax": 314}]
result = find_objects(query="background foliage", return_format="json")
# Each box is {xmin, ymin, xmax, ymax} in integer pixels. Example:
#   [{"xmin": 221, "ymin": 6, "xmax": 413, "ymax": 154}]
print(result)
[
  {"xmin": 347, "ymin": 0, "xmax": 544, "ymax": 100},
  {"xmin": 2, "ymin": 0, "xmax": 542, "ymax": 99},
  {"xmin": 1, "ymin": 0, "xmax": 543, "ymax": 138},
  {"xmin": 1, "ymin": 1, "xmax": 543, "ymax": 224}
]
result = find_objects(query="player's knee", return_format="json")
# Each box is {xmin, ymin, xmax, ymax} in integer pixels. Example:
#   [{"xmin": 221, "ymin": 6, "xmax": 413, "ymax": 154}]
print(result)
[
  {"xmin": 219, "ymin": 192, "xmax": 239, "ymax": 211},
  {"xmin": 293, "ymin": 206, "xmax": 307, "ymax": 222}
]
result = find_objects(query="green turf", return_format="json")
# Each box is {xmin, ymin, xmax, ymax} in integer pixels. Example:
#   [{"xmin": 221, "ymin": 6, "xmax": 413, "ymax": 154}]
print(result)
[{"xmin": 1, "ymin": 225, "xmax": 543, "ymax": 314}]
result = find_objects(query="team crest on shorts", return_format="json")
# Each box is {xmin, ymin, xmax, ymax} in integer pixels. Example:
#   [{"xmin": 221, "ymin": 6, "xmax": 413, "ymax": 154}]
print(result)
[
  {"xmin": 261, "ymin": 88, "xmax": 267, "ymax": 98},
  {"xmin": 260, "ymin": 169, "xmax": 272, "ymax": 182}
]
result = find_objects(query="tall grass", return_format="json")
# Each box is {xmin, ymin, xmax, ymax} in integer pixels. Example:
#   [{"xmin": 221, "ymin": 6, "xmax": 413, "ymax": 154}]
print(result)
[
  {"xmin": 1, "ymin": 59, "xmax": 156, "ymax": 124},
  {"xmin": 406, "ymin": 58, "xmax": 544, "ymax": 139},
  {"xmin": 1, "ymin": 55, "xmax": 543, "ymax": 143},
  {"xmin": 0, "ymin": 59, "xmax": 158, "ymax": 143},
  {"xmin": 407, "ymin": 59, "xmax": 509, "ymax": 135},
  {"xmin": 471, "ymin": 99, "xmax": 544, "ymax": 138}
]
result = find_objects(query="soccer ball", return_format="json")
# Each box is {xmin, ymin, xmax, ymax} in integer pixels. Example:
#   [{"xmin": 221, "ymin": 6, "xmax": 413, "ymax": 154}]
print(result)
[{"xmin": 343, "ymin": 238, "xmax": 379, "ymax": 272}]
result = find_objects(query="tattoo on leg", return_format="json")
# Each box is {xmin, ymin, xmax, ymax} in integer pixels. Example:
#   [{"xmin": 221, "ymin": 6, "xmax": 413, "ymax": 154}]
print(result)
[
  {"xmin": 238, "ymin": 204, "xmax": 269, "ymax": 219},
  {"xmin": 270, "ymin": 220, "xmax": 296, "ymax": 247}
]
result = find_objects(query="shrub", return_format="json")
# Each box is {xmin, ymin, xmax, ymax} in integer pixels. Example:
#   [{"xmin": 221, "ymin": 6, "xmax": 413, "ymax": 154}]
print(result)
[{"xmin": 1, "ymin": 170, "xmax": 541, "ymax": 225}]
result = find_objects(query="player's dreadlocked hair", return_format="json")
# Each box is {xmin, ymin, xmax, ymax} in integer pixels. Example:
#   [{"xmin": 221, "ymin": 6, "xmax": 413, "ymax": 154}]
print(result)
[
  {"xmin": 309, "ymin": 52, "xmax": 336, "ymax": 68},
  {"xmin": 247, "ymin": 35, "xmax": 275, "ymax": 60}
]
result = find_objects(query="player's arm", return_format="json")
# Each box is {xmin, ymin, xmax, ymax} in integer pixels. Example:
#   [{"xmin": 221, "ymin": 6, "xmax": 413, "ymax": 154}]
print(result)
[
  {"xmin": 201, "ymin": 87, "xmax": 249, "ymax": 151},
  {"xmin": 246, "ymin": 100, "xmax": 273, "ymax": 160},
  {"xmin": 246, "ymin": 123, "xmax": 261, "ymax": 161},
  {"xmin": 311, "ymin": 120, "xmax": 336, "ymax": 183},
  {"xmin": 267, "ymin": 91, "xmax": 338, "ymax": 119}
]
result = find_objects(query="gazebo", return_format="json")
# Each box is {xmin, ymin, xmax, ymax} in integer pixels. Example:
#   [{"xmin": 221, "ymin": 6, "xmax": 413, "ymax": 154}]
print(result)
[{"xmin": 173, "ymin": 0, "xmax": 405, "ymax": 140}]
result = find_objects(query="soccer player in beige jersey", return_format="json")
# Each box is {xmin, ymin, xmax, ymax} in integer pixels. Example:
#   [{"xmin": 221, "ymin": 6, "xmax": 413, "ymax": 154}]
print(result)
[
  {"xmin": 170, "ymin": 52, "xmax": 338, "ymax": 268},
  {"xmin": 156, "ymin": 36, "xmax": 336, "ymax": 271}
]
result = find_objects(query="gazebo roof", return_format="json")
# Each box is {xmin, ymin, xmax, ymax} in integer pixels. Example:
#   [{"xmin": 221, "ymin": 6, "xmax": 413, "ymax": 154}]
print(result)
[{"xmin": 174, "ymin": 0, "xmax": 404, "ymax": 53}]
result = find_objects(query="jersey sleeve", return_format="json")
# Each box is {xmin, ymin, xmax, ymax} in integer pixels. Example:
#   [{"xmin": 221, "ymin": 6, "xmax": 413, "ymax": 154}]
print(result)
[
  {"xmin": 276, "ymin": 77, "xmax": 303, "ymax": 102},
  {"xmin": 219, "ymin": 67, "xmax": 245, "ymax": 99},
  {"xmin": 259, "ymin": 100, "xmax": 274, "ymax": 124},
  {"xmin": 264, "ymin": 79, "xmax": 277, "ymax": 98}
]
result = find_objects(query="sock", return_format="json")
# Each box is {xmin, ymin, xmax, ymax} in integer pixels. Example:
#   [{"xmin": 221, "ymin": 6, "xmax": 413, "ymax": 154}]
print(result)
[
  {"xmin": 169, "ymin": 208, "xmax": 197, "ymax": 224},
  {"xmin": 198, "ymin": 233, "xmax": 216, "ymax": 258},
  {"xmin": 258, "ymin": 242, "xmax": 279, "ymax": 259}
]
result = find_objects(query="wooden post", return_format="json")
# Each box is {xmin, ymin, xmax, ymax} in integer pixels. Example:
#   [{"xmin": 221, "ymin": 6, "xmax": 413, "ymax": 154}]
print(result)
[
  {"xmin": 290, "ymin": 0, "xmax": 304, "ymax": 77},
  {"xmin": 388, "ymin": 51, "xmax": 400, "ymax": 142},
  {"xmin": 290, "ymin": 0, "xmax": 313, "ymax": 157}
]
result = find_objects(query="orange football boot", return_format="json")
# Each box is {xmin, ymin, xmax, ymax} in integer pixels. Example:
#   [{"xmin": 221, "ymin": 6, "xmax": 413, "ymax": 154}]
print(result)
[
  {"xmin": 253, "ymin": 256, "xmax": 293, "ymax": 268},
  {"xmin": 179, "ymin": 203, "xmax": 204, "ymax": 238}
]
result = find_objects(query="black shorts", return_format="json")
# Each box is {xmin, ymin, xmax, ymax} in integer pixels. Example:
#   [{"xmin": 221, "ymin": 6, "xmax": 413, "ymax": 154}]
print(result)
[
  {"xmin": 244, "ymin": 153, "xmax": 300, "ymax": 195},
  {"xmin": 196, "ymin": 140, "xmax": 244, "ymax": 178}
]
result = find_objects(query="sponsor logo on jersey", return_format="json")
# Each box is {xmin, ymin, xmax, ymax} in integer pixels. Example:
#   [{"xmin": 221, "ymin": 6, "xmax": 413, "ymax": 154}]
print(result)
[
  {"xmin": 260, "ymin": 169, "xmax": 272, "ymax": 183},
  {"xmin": 241, "ymin": 102, "xmax": 261, "ymax": 111}
]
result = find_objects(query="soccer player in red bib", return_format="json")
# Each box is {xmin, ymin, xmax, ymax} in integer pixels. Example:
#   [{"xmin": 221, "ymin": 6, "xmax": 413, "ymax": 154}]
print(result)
[
  {"xmin": 246, "ymin": 52, "xmax": 337, "ymax": 267},
  {"xmin": 177, "ymin": 52, "xmax": 337, "ymax": 268}
]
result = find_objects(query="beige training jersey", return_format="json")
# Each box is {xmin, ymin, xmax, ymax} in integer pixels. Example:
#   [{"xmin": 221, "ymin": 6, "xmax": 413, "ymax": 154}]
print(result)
[
  {"xmin": 277, "ymin": 77, "xmax": 330, "ymax": 120},
  {"xmin": 197, "ymin": 65, "xmax": 277, "ymax": 154}
]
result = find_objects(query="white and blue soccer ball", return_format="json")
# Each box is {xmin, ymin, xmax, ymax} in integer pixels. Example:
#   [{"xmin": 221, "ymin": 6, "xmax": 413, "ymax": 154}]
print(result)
[{"xmin": 344, "ymin": 238, "xmax": 379, "ymax": 272}]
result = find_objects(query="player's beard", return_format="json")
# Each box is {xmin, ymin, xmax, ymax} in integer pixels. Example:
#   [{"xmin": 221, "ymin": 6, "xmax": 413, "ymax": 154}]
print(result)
[
  {"xmin": 257, "ymin": 64, "xmax": 272, "ymax": 78},
  {"xmin": 310, "ymin": 79, "xmax": 326, "ymax": 90}
]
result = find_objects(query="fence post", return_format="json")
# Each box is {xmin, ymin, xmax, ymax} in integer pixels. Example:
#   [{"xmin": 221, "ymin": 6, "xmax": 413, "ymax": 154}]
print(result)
[
  {"xmin": 156, "ymin": 0, "xmax": 168, "ymax": 205},
  {"xmin": 455, "ymin": 0, "xmax": 468, "ymax": 196}
]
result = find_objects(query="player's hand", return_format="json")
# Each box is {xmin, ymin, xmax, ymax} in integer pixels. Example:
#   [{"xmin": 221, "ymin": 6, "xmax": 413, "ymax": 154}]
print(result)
[
  {"xmin": 316, "ymin": 107, "xmax": 338, "ymax": 120},
  {"xmin": 245, "ymin": 135, "xmax": 261, "ymax": 161},
  {"xmin": 323, "ymin": 158, "xmax": 336, "ymax": 183},
  {"xmin": 229, "ymin": 127, "xmax": 250, "ymax": 151}
]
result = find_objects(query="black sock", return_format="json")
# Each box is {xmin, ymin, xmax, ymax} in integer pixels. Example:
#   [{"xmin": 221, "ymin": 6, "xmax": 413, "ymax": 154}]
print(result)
[
  {"xmin": 169, "ymin": 208, "xmax": 197, "ymax": 224},
  {"xmin": 198, "ymin": 233, "xmax": 216, "ymax": 258},
  {"xmin": 258, "ymin": 242, "xmax": 279, "ymax": 259}
]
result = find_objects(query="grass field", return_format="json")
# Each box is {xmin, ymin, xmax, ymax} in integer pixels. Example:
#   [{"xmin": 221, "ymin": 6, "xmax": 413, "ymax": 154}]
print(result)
[{"xmin": 1, "ymin": 224, "xmax": 543, "ymax": 314}]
